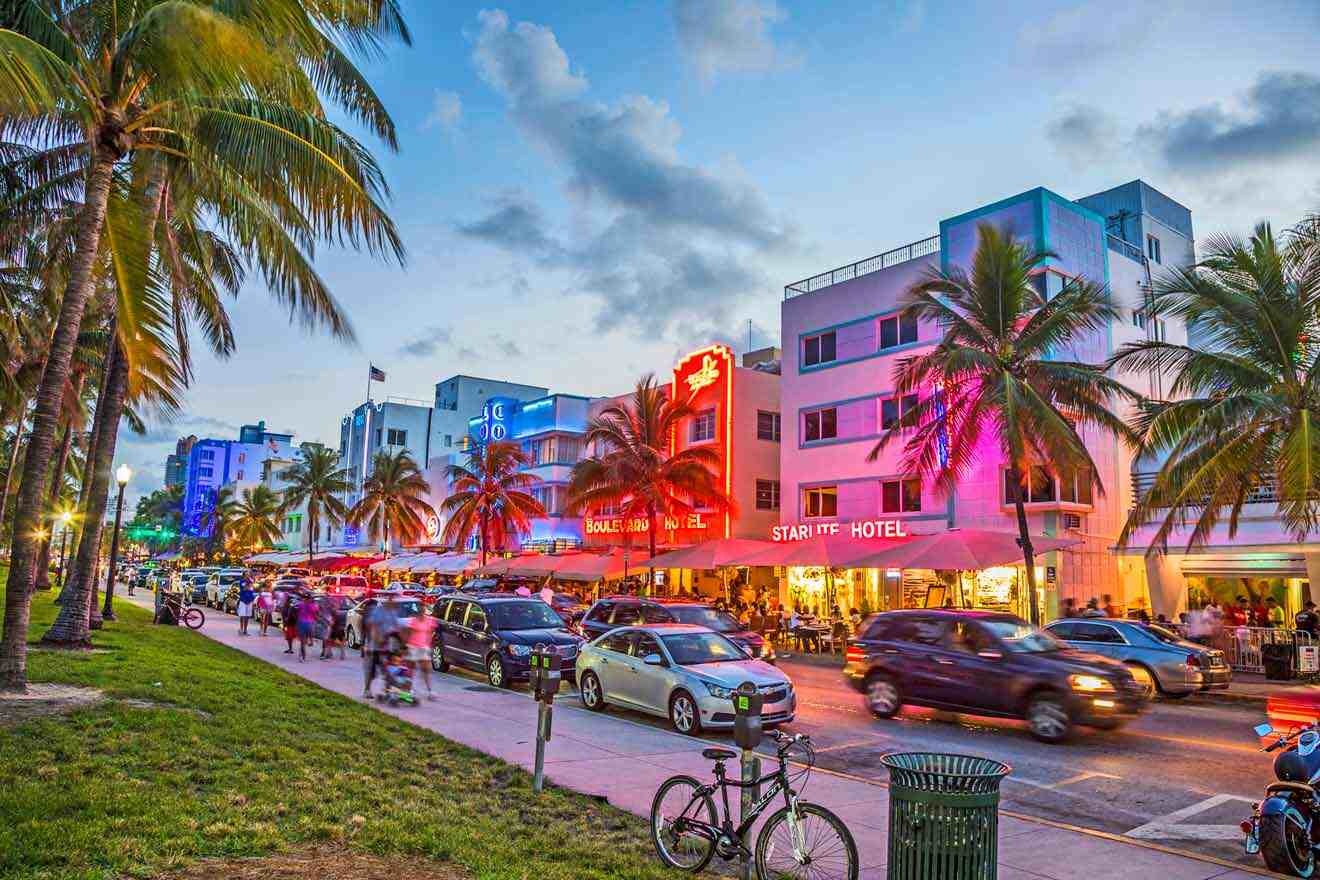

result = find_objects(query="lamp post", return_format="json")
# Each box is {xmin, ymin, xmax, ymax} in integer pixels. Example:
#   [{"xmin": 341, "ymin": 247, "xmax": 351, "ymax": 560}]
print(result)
[
  {"xmin": 101, "ymin": 464, "xmax": 131, "ymax": 621},
  {"xmin": 56, "ymin": 510, "xmax": 72, "ymax": 587}
]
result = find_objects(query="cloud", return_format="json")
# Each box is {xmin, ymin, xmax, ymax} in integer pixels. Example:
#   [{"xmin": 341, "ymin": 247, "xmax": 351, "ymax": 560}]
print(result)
[
  {"xmin": 397, "ymin": 325, "xmax": 454, "ymax": 358},
  {"xmin": 1046, "ymin": 105, "xmax": 1122, "ymax": 170},
  {"xmin": 672, "ymin": 0, "xmax": 797, "ymax": 84},
  {"xmin": 422, "ymin": 90, "xmax": 463, "ymax": 138},
  {"xmin": 120, "ymin": 414, "xmax": 240, "ymax": 446},
  {"xmin": 462, "ymin": 10, "xmax": 794, "ymax": 339},
  {"xmin": 1137, "ymin": 71, "xmax": 1320, "ymax": 173},
  {"xmin": 891, "ymin": 0, "xmax": 925, "ymax": 33},
  {"xmin": 1018, "ymin": 3, "xmax": 1160, "ymax": 72}
]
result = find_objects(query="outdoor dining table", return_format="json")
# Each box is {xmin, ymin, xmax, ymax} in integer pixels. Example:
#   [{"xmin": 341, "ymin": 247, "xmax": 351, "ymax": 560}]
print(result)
[{"xmin": 793, "ymin": 623, "xmax": 832, "ymax": 653}]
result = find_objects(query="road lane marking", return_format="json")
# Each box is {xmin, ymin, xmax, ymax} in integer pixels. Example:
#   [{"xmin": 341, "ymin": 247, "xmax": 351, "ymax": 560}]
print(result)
[
  {"xmin": 1012, "ymin": 770, "xmax": 1122, "ymax": 791},
  {"xmin": 1125, "ymin": 793, "xmax": 1256, "ymax": 841},
  {"xmin": 813, "ymin": 737, "xmax": 889, "ymax": 754}
]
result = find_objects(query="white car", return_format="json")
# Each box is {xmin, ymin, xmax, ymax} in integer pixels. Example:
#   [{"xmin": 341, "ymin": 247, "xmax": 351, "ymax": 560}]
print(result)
[{"xmin": 206, "ymin": 568, "xmax": 248, "ymax": 610}]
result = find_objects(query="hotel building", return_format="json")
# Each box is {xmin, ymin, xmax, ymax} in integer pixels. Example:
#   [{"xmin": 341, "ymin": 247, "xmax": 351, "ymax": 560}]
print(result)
[
  {"xmin": 780, "ymin": 180, "xmax": 1195, "ymax": 619},
  {"xmin": 181, "ymin": 420, "xmax": 296, "ymax": 538}
]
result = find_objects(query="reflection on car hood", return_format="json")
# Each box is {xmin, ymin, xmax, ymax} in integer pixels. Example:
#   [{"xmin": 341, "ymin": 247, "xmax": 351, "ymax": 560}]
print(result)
[
  {"xmin": 685, "ymin": 659, "xmax": 788, "ymax": 688},
  {"xmin": 1039, "ymin": 649, "xmax": 1129, "ymax": 677},
  {"xmin": 502, "ymin": 627, "xmax": 584, "ymax": 647},
  {"xmin": 725, "ymin": 630, "xmax": 764, "ymax": 646}
]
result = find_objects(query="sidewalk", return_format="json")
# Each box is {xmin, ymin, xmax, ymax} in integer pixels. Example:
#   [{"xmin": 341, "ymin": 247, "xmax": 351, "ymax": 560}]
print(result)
[{"xmin": 126, "ymin": 593, "xmax": 1270, "ymax": 879}]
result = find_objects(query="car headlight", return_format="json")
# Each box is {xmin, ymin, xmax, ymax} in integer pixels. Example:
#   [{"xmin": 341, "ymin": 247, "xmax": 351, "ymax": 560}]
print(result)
[
  {"xmin": 1069, "ymin": 674, "xmax": 1115, "ymax": 693},
  {"xmin": 703, "ymin": 681, "xmax": 735, "ymax": 699},
  {"xmin": 762, "ymin": 644, "xmax": 775, "ymax": 661},
  {"xmin": 506, "ymin": 644, "xmax": 531, "ymax": 657}
]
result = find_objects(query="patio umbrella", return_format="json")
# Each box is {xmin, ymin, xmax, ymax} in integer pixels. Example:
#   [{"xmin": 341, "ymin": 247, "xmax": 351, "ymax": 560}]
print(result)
[
  {"xmin": 645, "ymin": 538, "xmax": 780, "ymax": 569},
  {"xmin": 740, "ymin": 534, "xmax": 910, "ymax": 568},
  {"xmin": 846, "ymin": 527, "xmax": 1081, "ymax": 571}
]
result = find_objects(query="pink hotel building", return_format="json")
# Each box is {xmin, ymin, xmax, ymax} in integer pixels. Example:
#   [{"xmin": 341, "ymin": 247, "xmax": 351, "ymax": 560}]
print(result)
[{"xmin": 778, "ymin": 181, "xmax": 1201, "ymax": 620}]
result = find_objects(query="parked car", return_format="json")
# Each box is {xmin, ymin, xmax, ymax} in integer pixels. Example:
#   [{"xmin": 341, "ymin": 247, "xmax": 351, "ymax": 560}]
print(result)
[
  {"xmin": 344, "ymin": 596, "xmax": 424, "ymax": 650},
  {"xmin": 457, "ymin": 577, "xmax": 500, "ymax": 594},
  {"xmin": 844, "ymin": 610, "xmax": 1145, "ymax": 743},
  {"xmin": 546, "ymin": 592, "xmax": 588, "ymax": 625},
  {"xmin": 179, "ymin": 570, "xmax": 210, "ymax": 604},
  {"xmin": 578, "ymin": 597, "xmax": 773, "ymax": 661},
  {"xmin": 319, "ymin": 574, "xmax": 369, "ymax": 599},
  {"xmin": 205, "ymin": 568, "xmax": 248, "ymax": 608},
  {"xmin": 430, "ymin": 594, "xmax": 584, "ymax": 688},
  {"xmin": 577, "ymin": 623, "xmax": 794, "ymax": 734},
  {"xmin": 1044, "ymin": 618, "xmax": 1230, "ymax": 699}
]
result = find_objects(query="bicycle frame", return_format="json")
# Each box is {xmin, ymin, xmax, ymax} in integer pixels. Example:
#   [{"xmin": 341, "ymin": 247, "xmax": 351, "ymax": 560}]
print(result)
[{"xmin": 671, "ymin": 756, "xmax": 799, "ymax": 854}]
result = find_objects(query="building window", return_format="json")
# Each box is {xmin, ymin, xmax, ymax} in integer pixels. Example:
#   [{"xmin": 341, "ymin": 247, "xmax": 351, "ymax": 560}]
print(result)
[
  {"xmin": 199, "ymin": 449, "xmax": 215, "ymax": 461},
  {"xmin": 803, "ymin": 407, "xmax": 837, "ymax": 443},
  {"xmin": 880, "ymin": 393, "xmax": 920, "ymax": 430},
  {"xmin": 1003, "ymin": 467, "xmax": 1092, "ymax": 505},
  {"xmin": 444, "ymin": 434, "xmax": 453, "ymax": 447},
  {"xmin": 803, "ymin": 331, "xmax": 837, "ymax": 367},
  {"xmin": 1146, "ymin": 234, "xmax": 1161, "ymax": 264},
  {"xmin": 757, "ymin": 410, "xmax": 781, "ymax": 441},
  {"xmin": 879, "ymin": 313, "xmax": 918, "ymax": 350},
  {"xmin": 881, "ymin": 478, "xmax": 922, "ymax": 513},
  {"xmin": 386, "ymin": 428, "xmax": 407, "ymax": 446},
  {"xmin": 755, "ymin": 479, "xmax": 781, "ymax": 511},
  {"xmin": 198, "ymin": 466, "xmax": 213, "ymax": 479},
  {"xmin": 690, "ymin": 409, "xmax": 716, "ymax": 443},
  {"xmin": 803, "ymin": 486, "xmax": 837, "ymax": 518},
  {"xmin": 374, "ymin": 428, "xmax": 382, "ymax": 446}
]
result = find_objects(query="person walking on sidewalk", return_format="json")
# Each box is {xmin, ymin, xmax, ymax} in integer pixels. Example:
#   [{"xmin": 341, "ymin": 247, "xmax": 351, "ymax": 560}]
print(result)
[
  {"xmin": 296, "ymin": 591, "xmax": 319, "ymax": 662},
  {"xmin": 256, "ymin": 584, "xmax": 273, "ymax": 637},
  {"xmin": 281, "ymin": 592, "xmax": 299, "ymax": 654},
  {"xmin": 236, "ymin": 583, "xmax": 256, "ymax": 636},
  {"xmin": 362, "ymin": 597, "xmax": 401, "ymax": 699},
  {"xmin": 405, "ymin": 608, "xmax": 438, "ymax": 700}
]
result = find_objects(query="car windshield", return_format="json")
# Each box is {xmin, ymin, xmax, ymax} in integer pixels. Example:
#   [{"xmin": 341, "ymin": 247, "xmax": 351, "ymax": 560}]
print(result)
[
  {"xmin": 979, "ymin": 619, "xmax": 1063, "ymax": 653},
  {"xmin": 661, "ymin": 632, "xmax": 746, "ymax": 665},
  {"xmin": 1144, "ymin": 624, "xmax": 1186, "ymax": 645},
  {"xmin": 489, "ymin": 602, "xmax": 563, "ymax": 630},
  {"xmin": 668, "ymin": 606, "xmax": 741, "ymax": 633}
]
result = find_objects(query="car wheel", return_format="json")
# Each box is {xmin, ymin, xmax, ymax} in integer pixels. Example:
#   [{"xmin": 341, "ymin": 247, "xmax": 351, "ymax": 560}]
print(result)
[
  {"xmin": 431, "ymin": 641, "xmax": 449, "ymax": 672},
  {"xmin": 1027, "ymin": 692, "xmax": 1073, "ymax": 743},
  {"xmin": 579, "ymin": 671, "xmax": 605, "ymax": 711},
  {"xmin": 669, "ymin": 690, "xmax": 701, "ymax": 735},
  {"xmin": 487, "ymin": 655, "xmax": 509, "ymax": 689},
  {"xmin": 864, "ymin": 672, "xmax": 902, "ymax": 719},
  {"xmin": 1126, "ymin": 663, "xmax": 1158, "ymax": 701}
]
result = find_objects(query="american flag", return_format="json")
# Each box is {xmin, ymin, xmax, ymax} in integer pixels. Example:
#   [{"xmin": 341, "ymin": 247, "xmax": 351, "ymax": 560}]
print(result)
[{"xmin": 369, "ymin": 364, "xmax": 386, "ymax": 382}]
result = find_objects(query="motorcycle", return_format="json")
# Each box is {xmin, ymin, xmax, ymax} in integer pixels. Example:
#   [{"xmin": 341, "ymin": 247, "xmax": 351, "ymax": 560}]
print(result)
[{"xmin": 1243, "ymin": 721, "xmax": 1320, "ymax": 877}]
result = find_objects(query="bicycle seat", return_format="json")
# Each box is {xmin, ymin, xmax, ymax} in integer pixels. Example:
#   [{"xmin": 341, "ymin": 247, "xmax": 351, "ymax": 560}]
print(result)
[{"xmin": 702, "ymin": 748, "xmax": 737, "ymax": 761}]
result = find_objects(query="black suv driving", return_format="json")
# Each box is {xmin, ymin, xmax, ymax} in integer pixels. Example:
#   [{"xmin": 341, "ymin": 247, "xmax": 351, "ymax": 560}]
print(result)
[
  {"xmin": 579, "ymin": 597, "xmax": 772, "ymax": 662},
  {"xmin": 844, "ymin": 609, "xmax": 1144, "ymax": 742},
  {"xmin": 431, "ymin": 593, "xmax": 584, "ymax": 689}
]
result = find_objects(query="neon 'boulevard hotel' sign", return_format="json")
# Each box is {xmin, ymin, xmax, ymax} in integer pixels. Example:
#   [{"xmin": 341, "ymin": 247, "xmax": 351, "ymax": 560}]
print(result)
[{"xmin": 771, "ymin": 519, "xmax": 910, "ymax": 542}]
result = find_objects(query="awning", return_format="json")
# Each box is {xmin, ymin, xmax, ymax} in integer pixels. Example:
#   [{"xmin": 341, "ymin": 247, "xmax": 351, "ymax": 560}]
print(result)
[
  {"xmin": 846, "ymin": 528, "xmax": 1081, "ymax": 571},
  {"xmin": 369, "ymin": 553, "xmax": 420, "ymax": 572},
  {"xmin": 1177, "ymin": 554, "xmax": 1307, "ymax": 578},
  {"xmin": 408, "ymin": 552, "xmax": 478, "ymax": 574},
  {"xmin": 741, "ymin": 534, "xmax": 910, "ymax": 568},
  {"xmin": 317, "ymin": 555, "xmax": 382, "ymax": 572},
  {"xmin": 473, "ymin": 549, "xmax": 653, "ymax": 582},
  {"xmin": 645, "ymin": 538, "xmax": 780, "ymax": 570}
]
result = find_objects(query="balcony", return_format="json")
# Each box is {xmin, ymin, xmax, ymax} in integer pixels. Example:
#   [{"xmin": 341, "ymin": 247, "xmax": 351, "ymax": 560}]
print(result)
[
  {"xmin": 784, "ymin": 235, "xmax": 940, "ymax": 299},
  {"xmin": 1106, "ymin": 233, "xmax": 1147, "ymax": 266},
  {"xmin": 1131, "ymin": 471, "xmax": 1280, "ymax": 507}
]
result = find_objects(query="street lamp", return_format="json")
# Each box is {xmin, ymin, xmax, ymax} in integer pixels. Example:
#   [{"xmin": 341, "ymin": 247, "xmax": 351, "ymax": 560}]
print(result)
[
  {"xmin": 101, "ymin": 464, "xmax": 131, "ymax": 621},
  {"xmin": 56, "ymin": 510, "xmax": 72, "ymax": 588}
]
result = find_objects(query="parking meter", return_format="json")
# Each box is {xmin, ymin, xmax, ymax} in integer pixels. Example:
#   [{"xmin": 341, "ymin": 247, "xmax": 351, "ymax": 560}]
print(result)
[
  {"xmin": 530, "ymin": 646, "xmax": 563, "ymax": 704},
  {"xmin": 732, "ymin": 680, "xmax": 764, "ymax": 750}
]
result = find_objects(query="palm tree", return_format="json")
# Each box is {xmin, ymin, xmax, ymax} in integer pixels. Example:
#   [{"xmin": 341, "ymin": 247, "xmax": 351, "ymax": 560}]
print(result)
[
  {"xmin": 349, "ymin": 449, "xmax": 432, "ymax": 552},
  {"xmin": 867, "ymin": 223, "xmax": 1138, "ymax": 624},
  {"xmin": 279, "ymin": 444, "xmax": 351, "ymax": 567},
  {"xmin": 200, "ymin": 485, "xmax": 241, "ymax": 563},
  {"xmin": 565, "ymin": 375, "xmax": 734, "ymax": 570},
  {"xmin": 230, "ymin": 485, "xmax": 283, "ymax": 555},
  {"xmin": 440, "ymin": 441, "xmax": 545, "ymax": 566},
  {"xmin": 1112, "ymin": 221, "xmax": 1320, "ymax": 550}
]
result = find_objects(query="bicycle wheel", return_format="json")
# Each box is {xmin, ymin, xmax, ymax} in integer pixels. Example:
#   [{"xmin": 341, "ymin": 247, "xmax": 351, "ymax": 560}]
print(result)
[
  {"xmin": 650, "ymin": 775, "xmax": 718, "ymax": 873},
  {"xmin": 756, "ymin": 801, "xmax": 858, "ymax": 880},
  {"xmin": 182, "ymin": 608, "xmax": 205, "ymax": 630}
]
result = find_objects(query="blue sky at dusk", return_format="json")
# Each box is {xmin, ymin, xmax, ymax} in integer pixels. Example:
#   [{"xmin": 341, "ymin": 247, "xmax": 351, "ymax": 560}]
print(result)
[{"xmin": 119, "ymin": 0, "xmax": 1320, "ymax": 500}]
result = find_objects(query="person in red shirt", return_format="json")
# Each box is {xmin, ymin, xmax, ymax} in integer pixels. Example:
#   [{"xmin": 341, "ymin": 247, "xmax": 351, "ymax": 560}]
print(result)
[{"xmin": 1251, "ymin": 597, "xmax": 1269, "ymax": 627}]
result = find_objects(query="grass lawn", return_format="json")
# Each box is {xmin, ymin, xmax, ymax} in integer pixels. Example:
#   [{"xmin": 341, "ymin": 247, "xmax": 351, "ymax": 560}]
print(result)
[{"xmin": 0, "ymin": 583, "xmax": 675, "ymax": 880}]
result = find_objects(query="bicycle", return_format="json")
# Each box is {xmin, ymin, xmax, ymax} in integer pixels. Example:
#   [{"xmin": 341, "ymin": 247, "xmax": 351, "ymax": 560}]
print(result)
[
  {"xmin": 649, "ymin": 730, "xmax": 858, "ymax": 879},
  {"xmin": 157, "ymin": 593, "xmax": 205, "ymax": 630}
]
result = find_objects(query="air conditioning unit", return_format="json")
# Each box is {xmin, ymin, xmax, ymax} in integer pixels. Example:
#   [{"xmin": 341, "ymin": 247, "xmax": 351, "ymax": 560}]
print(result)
[{"xmin": 1063, "ymin": 513, "xmax": 1083, "ymax": 530}]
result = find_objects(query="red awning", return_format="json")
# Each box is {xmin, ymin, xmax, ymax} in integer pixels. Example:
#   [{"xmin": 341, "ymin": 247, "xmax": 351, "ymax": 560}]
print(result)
[
  {"xmin": 845, "ymin": 528, "xmax": 1081, "ymax": 571},
  {"xmin": 645, "ymin": 538, "xmax": 780, "ymax": 569},
  {"xmin": 314, "ymin": 555, "xmax": 383, "ymax": 572},
  {"xmin": 740, "ymin": 534, "xmax": 911, "ymax": 568}
]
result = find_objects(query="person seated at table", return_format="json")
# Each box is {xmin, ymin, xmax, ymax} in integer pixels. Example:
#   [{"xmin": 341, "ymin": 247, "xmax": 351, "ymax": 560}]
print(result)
[{"xmin": 850, "ymin": 607, "xmax": 862, "ymax": 629}]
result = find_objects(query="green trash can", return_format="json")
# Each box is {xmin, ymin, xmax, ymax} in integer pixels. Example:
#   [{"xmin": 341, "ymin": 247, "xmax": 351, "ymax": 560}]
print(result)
[{"xmin": 881, "ymin": 752, "xmax": 1011, "ymax": 880}]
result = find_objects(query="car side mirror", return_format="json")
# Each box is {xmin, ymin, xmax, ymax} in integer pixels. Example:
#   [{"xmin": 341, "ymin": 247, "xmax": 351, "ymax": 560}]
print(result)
[
  {"xmin": 1256, "ymin": 723, "xmax": 1275, "ymax": 737},
  {"xmin": 643, "ymin": 653, "xmax": 665, "ymax": 666},
  {"xmin": 977, "ymin": 649, "xmax": 1003, "ymax": 661}
]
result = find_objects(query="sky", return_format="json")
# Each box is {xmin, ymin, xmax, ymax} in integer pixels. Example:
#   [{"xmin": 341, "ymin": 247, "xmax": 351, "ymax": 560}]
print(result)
[{"xmin": 117, "ymin": 0, "xmax": 1320, "ymax": 503}]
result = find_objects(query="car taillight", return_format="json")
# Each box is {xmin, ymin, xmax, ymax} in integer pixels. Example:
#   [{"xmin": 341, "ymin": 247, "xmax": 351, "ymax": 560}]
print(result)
[
  {"xmin": 845, "ymin": 645, "xmax": 865, "ymax": 663},
  {"xmin": 1187, "ymin": 654, "xmax": 1203, "ymax": 668}
]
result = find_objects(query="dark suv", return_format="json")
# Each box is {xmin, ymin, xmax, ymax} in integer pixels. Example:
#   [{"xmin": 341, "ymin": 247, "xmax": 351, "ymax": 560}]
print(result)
[
  {"xmin": 844, "ymin": 610, "xmax": 1145, "ymax": 743},
  {"xmin": 431, "ymin": 594, "xmax": 584, "ymax": 689},
  {"xmin": 579, "ymin": 597, "xmax": 772, "ymax": 662}
]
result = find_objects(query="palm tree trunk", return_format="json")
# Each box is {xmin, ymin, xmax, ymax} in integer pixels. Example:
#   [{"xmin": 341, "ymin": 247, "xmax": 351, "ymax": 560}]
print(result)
[
  {"xmin": 34, "ymin": 420, "xmax": 76, "ymax": 590},
  {"xmin": 0, "ymin": 396, "xmax": 29, "ymax": 539},
  {"xmin": 1009, "ymin": 466, "xmax": 1041, "ymax": 626},
  {"xmin": 1, "ymin": 156, "xmax": 117, "ymax": 691},
  {"xmin": 41, "ymin": 337, "xmax": 129, "ymax": 648},
  {"xmin": 56, "ymin": 371, "xmax": 107, "ymax": 608},
  {"xmin": 479, "ymin": 509, "xmax": 488, "ymax": 566},
  {"xmin": 647, "ymin": 504, "xmax": 657, "ymax": 598}
]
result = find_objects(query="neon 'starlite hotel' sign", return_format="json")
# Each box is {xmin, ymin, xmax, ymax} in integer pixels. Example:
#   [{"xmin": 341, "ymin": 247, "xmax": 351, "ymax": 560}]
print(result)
[{"xmin": 771, "ymin": 519, "xmax": 910, "ymax": 542}]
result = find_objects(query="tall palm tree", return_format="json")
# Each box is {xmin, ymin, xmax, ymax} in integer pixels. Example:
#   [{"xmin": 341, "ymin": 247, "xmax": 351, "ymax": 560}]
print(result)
[
  {"xmin": 230, "ymin": 485, "xmax": 283, "ymax": 554},
  {"xmin": 867, "ymin": 223, "xmax": 1137, "ymax": 624},
  {"xmin": 440, "ymin": 441, "xmax": 545, "ymax": 566},
  {"xmin": 279, "ymin": 444, "xmax": 351, "ymax": 567},
  {"xmin": 565, "ymin": 375, "xmax": 734, "ymax": 569},
  {"xmin": 200, "ymin": 485, "xmax": 240, "ymax": 563},
  {"xmin": 349, "ymin": 448, "xmax": 431, "ymax": 551},
  {"xmin": 1113, "ymin": 221, "xmax": 1320, "ymax": 550}
]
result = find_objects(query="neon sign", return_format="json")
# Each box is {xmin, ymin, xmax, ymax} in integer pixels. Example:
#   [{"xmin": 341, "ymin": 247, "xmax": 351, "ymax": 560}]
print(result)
[
  {"xmin": 424, "ymin": 511, "xmax": 440, "ymax": 541},
  {"xmin": 479, "ymin": 397, "xmax": 515, "ymax": 442},
  {"xmin": 771, "ymin": 519, "xmax": 909, "ymax": 542},
  {"xmin": 584, "ymin": 513, "xmax": 711, "ymax": 536},
  {"xmin": 685, "ymin": 353, "xmax": 721, "ymax": 395}
]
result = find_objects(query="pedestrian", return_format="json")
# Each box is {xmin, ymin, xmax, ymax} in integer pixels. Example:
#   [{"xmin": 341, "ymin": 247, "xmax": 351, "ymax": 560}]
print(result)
[
  {"xmin": 257, "ymin": 584, "xmax": 273, "ymax": 636},
  {"xmin": 514, "ymin": 582, "xmax": 531, "ymax": 597},
  {"xmin": 330, "ymin": 597, "xmax": 349, "ymax": 659},
  {"xmin": 1251, "ymin": 595, "xmax": 1269, "ymax": 628},
  {"xmin": 281, "ymin": 592, "xmax": 299, "ymax": 654},
  {"xmin": 1102, "ymin": 594, "xmax": 1119, "ymax": 619},
  {"xmin": 1296, "ymin": 601, "xmax": 1319, "ymax": 638},
  {"xmin": 1081, "ymin": 597, "xmax": 1105, "ymax": 617},
  {"xmin": 1061, "ymin": 597, "xmax": 1078, "ymax": 619},
  {"xmin": 1130, "ymin": 596, "xmax": 1151, "ymax": 624},
  {"xmin": 236, "ymin": 582, "xmax": 256, "ymax": 635},
  {"xmin": 363, "ymin": 596, "xmax": 401, "ymax": 699},
  {"xmin": 405, "ymin": 607, "xmax": 438, "ymax": 700},
  {"xmin": 318, "ymin": 597, "xmax": 334, "ymax": 659},
  {"xmin": 538, "ymin": 583, "xmax": 554, "ymax": 606},
  {"xmin": 1267, "ymin": 597, "xmax": 1285, "ymax": 629},
  {"xmin": 296, "ymin": 590, "xmax": 319, "ymax": 662}
]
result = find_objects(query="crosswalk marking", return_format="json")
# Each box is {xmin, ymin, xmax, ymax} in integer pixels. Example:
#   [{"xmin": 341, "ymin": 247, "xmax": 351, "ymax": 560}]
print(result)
[{"xmin": 1125, "ymin": 793, "xmax": 1256, "ymax": 841}]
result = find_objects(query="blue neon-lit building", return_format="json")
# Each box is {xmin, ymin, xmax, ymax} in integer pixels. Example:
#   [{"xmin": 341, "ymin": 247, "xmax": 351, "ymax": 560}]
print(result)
[{"xmin": 181, "ymin": 420, "xmax": 295, "ymax": 538}]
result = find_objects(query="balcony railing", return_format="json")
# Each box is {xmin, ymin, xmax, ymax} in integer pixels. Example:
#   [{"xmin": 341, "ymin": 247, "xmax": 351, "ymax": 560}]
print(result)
[
  {"xmin": 1131, "ymin": 471, "xmax": 1280, "ymax": 507},
  {"xmin": 784, "ymin": 235, "xmax": 940, "ymax": 299},
  {"xmin": 1106, "ymin": 233, "xmax": 1146, "ymax": 265}
]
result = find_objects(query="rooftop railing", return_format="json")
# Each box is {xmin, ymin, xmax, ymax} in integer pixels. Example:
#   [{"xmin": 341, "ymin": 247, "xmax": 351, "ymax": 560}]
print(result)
[
  {"xmin": 1106, "ymin": 233, "xmax": 1146, "ymax": 265},
  {"xmin": 784, "ymin": 234, "xmax": 940, "ymax": 299},
  {"xmin": 1131, "ymin": 471, "xmax": 1281, "ymax": 507}
]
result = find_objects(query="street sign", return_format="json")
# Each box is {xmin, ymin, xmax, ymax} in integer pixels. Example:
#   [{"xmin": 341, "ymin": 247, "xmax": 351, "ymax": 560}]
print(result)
[{"xmin": 1300, "ymin": 645, "xmax": 1319, "ymax": 674}]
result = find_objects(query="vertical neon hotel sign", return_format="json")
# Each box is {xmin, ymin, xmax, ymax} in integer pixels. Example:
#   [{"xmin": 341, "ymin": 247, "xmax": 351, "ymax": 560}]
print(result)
[{"xmin": 671, "ymin": 345, "xmax": 735, "ymax": 540}]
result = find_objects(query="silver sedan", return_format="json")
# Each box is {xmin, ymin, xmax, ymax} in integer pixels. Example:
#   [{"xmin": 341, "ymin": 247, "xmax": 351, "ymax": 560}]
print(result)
[{"xmin": 576, "ymin": 623, "xmax": 795, "ymax": 735}]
